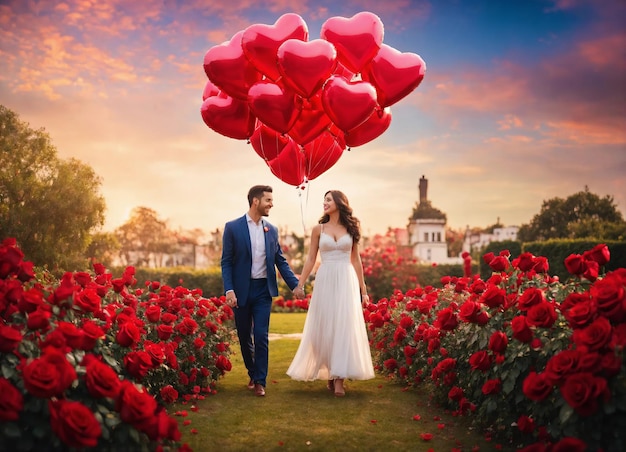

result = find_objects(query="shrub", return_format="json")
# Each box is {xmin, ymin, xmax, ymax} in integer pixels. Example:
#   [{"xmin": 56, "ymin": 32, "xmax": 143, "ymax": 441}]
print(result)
[{"xmin": 367, "ymin": 244, "xmax": 625, "ymax": 451}]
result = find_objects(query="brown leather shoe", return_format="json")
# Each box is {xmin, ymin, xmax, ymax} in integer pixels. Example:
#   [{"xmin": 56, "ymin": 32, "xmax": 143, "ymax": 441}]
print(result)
[
  {"xmin": 247, "ymin": 380, "xmax": 255, "ymax": 390},
  {"xmin": 254, "ymin": 383, "xmax": 265, "ymax": 397}
]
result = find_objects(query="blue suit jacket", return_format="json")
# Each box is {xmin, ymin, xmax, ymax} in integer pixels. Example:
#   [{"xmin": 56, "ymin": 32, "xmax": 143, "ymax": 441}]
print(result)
[{"xmin": 221, "ymin": 215, "xmax": 299, "ymax": 306}]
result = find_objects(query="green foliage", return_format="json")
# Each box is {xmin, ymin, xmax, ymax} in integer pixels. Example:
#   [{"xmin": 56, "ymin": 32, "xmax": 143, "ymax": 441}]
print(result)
[
  {"xmin": 518, "ymin": 187, "xmax": 625, "ymax": 242},
  {"xmin": 523, "ymin": 239, "xmax": 626, "ymax": 281},
  {"xmin": 0, "ymin": 105, "xmax": 106, "ymax": 271},
  {"xmin": 117, "ymin": 266, "xmax": 225, "ymax": 297}
]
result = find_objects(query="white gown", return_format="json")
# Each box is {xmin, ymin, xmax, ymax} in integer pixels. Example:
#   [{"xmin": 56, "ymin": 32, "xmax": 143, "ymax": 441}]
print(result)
[{"xmin": 286, "ymin": 231, "xmax": 375, "ymax": 381}]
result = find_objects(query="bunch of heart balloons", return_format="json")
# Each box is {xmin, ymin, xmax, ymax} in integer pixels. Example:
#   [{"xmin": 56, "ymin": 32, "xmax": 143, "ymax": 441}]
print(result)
[{"xmin": 200, "ymin": 11, "xmax": 426, "ymax": 187}]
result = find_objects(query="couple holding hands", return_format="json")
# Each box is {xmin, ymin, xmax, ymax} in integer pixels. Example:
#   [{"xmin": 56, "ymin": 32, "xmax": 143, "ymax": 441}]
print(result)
[{"xmin": 221, "ymin": 185, "xmax": 375, "ymax": 397}]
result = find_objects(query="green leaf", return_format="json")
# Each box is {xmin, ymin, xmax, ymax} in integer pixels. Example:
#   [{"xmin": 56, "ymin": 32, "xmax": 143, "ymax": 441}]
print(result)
[
  {"xmin": 559, "ymin": 402, "xmax": 574, "ymax": 424},
  {"xmin": 2, "ymin": 423, "xmax": 21, "ymax": 438}
]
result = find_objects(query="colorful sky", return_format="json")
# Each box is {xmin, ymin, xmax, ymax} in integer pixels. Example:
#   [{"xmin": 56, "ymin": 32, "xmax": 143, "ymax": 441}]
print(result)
[{"xmin": 1, "ymin": 0, "xmax": 625, "ymax": 239}]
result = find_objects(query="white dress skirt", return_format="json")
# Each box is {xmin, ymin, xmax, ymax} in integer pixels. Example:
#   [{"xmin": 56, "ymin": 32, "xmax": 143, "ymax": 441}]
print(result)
[{"xmin": 286, "ymin": 232, "xmax": 375, "ymax": 381}]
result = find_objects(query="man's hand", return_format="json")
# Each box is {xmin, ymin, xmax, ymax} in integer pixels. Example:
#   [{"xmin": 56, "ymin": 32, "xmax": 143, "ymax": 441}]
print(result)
[{"xmin": 226, "ymin": 291, "xmax": 238, "ymax": 308}]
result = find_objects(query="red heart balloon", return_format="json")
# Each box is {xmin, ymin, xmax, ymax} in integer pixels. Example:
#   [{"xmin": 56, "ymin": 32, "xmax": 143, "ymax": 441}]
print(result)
[
  {"xmin": 200, "ymin": 94, "xmax": 255, "ymax": 140},
  {"xmin": 304, "ymin": 131, "xmax": 345, "ymax": 181},
  {"xmin": 320, "ymin": 12, "xmax": 384, "ymax": 74},
  {"xmin": 277, "ymin": 39, "xmax": 337, "ymax": 99},
  {"xmin": 242, "ymin": 13, "xmax": 309, "ymax": 82},
  {"xmin": 321, "ymin": 75, "xmax": 378, "ymax": 133},
  {"xmin": 267, "ymin": 141, "xmax": 305, "ymax": 186},
  {"xmin": 202, "ymin": 80, "xmax": 220, "ymax": 100},
  {"xmin": 248, "ymin": 81, "xmax": 301, "ymax": 134},
  {"xmin": 363, "ymin": 44, "xmax": 426, "ymax": 107},
  {"xmin": 288, "ymin": 94, "xmax": 332, "ymax": 146},
  {"xmin": 250, "ymin": 122, "xmax": 293, "ymax": 161},
  {"xmin": 203, "ymin": 31, "xmax": 262, "ymax": 100},
  {"xmin": 345, "ymin": 107, "xmax": 392, "ymax": 147}
]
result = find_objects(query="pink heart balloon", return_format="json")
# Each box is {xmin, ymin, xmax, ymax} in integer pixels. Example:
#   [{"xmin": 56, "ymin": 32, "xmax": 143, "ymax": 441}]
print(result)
[
  {"xmin": 363, "ymin": 44, "xmax": 426, "ymax": 107},
  {"xmin": 345, "ymin": 107, "xmax": 392, "ymax": 147},
  {"xmin": 248, "ymin": 81, "xmax": 301, "ymax": 134},
  {"xmin": 277, "ymin": 39, "xmax": 337, "ymax": 99},
  {"xmin": 288, "ymin": 94, "xmax": 332, "ymax": 146},
  {"xmin": 203, "ymin": 31, "xmax": 262, "ymax": 100},
  {"xmin": 242, "ymin": 13, "xmax": 309, "ymax": 82},
  {"xmin": 200, "ymin": 94, "xmax": 255, "ymax": 140},
  {"xmin": 304, "ymin": 131, "xmax": 345, "ymax": 181},
  {"xmin": 250, "ymin": 122, "xmax": 293, "ymax": 161},
  {"xmin": 267, "ymin": 141, "xmax": 305, "ymax": 186},
  {"xmin": 320, "ymin": 12, "xmax": 384, "ymax": 74},
  {"xmin": 321, "ymin": 75, "xmax": 378, "ymax": 133}
]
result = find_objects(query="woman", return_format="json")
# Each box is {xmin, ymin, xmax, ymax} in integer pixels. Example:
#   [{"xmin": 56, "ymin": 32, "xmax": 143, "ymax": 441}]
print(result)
[{"xmin": 288, "ymin": 190, "xmax": 375, "ymax": 396}]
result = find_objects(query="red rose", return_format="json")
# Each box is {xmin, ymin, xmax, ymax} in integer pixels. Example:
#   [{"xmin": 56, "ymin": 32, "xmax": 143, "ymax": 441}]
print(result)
[
  {"xmin": 482, "ymin": 252, "xmax": 495, "ymax": 265},
  {"xmin": 564, "ymin": 254, "xmax": 586, "ymax": 276},
  {"xmin": 469, "ymin": 350, "xmax": 492, "ymax": 371},
  {"xmin": 84, "ymin": 356, "xmax": 121, "ymax": 399},
  {"xmin": 551, "ymin": 437, "xmax": 587, "ymax": 452},
  {"xmin": 459, "ymin": 301, "xmax": 482, "ymax": 323},
  {"xmin": 573, "ymin": 317, "xmax": 612, "ymax": 351},
  {"xmin": 145, "ymin": 343, "xmax": 166, "ymax": 366},
  {"xmin": 81, "ymin": 320, "xmax": 105, "ymax": 350},
  {"xmin": 216, "ymin": 355, "xmax": 232, "ymax": 373},
  {"xmin": 516, "ymin": 415, "xmax": 535, "ymax": 434},
  {"xmin": 533, "ymin": 256, "xmax": 549, "ymax": 273},
  {"xmin": 49, "ymin": 399, "xmax": 102, "ymax": 448},
  {"xmin": 434, "ymin": 308, "xmax": 458, "ymax": 331},
  {"xmin": 160, "ymin": 312, "xmax": 178, "ymax": 324},
  {"xmin": 511, "ymin": 315, "xmax": 533, "ymax": 343},
  {"xmin": 522, "ymin": 371, "xmax": 553, "ymax": 401},
  {"xmin": 448, "ymin": 386, "xmax": 464, "ymax": 401},
  {"xmin": 18, "ymin": 287, "xmax": 43, "ymax": 313},
  {"xmin": 562, "ymin": 297, "xmax": 596, "ymax": 329},
  {"xmin": 515, "ymin": 252, "xmax": 537, "ymax": 272},
  {"xmin": 175, "ymin": 316, "xmax": 199, "ymax": 335},
  {"xmin": 481, "ymin": 378, "xmax": 501, "ymax": 395},
  {"xmin": 73, "ymin": 271, "xmax": 92, "ymax": 287},
  {"xmin": 399, "ymin": 315, "xmax": 414, "ymax": 329},
  {"xmin": 0, "ymin": 377, "xmax": 23, "ymax": 421},
  {"xmin": 517, "ymin": 287, "xmax": 545, "ymax": 311},
  {"xmin": 27, "ymin": 308, "xmax": 51, "ymax": 331},
  {"xmin": 124, "ymin": 350, "xmax": 154, "ymax": 379},
  {"xmin": 590, "ymin": 274, "xmax": 626, "ymax": 322},
  {"xmin": 157, "ymin": 323, "xmax": 174, "ymax": 340},
  {"xmin": 488, "ymin": 331, "xmax": 508, "ymax": 354},
  {"xmin": 544, "ymin": 350, "xmax": 580, "ymax": 385},
  {"xmin": 481, "ymin": 286, "xmax": 506, "ymax": 309},
  {"xmin": 600, "ymin": 351, "xmax": 622, "ymax": 377},
  {"xmin": 74, "ymin": 288, "xmax": 101, "ymax": 313},
  {"xmin": 53, "ymin": 272, "xmax": 78, "ymax": 303},
  {"xmin": 560, "ymin": 292, "xmax": 592, "ymax": 312},
  {"xmin": 57, "ymin": 321, "xmax": 84, "ymax": 349},
  {"xmin": 116, "ymin": 320, "xmax": 141, "ymax": 347},
  {"xmin": 0, "ymin": 324, "xmax": 22, "ymax": 353},
  {"xmin": 559, "ymin": 372, "xmax": 608, "ymax": 416},
  {"xmin": 583, "ymin": 244, "xmax": 610, "ymax": 266},
  {"xmin": 160, "ymin": 385, "xmax": 179, "ymax": 404},
  {"xmin": 526, "ymin": 301, "xmax": 557, "ymax": 328},
  {"xmin": 22, "ymin": 349, "xmax": 77, "ymax": 398},
  {"xmin": 488, "ymin": 255, "xmax": 509, "ymax": 272},
  {"xmin": 145, "ymin": 305, "xmax": 162, "ymax": 323},
  {"xmin": 93, "ymin": 262, "xmax": 106, "ymax": 275},
  {"xmin": 384, "ymin": 358, "xmax": 398, "ymax": 370},
  {"xmin": 116, "ymin": 380, "xmax": 158, "ymax": 432}
]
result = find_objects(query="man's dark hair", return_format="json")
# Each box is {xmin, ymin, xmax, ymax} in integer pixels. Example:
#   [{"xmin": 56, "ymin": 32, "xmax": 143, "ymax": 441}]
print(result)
[{"xmin": 248, "ymin": 185, "xmax": 273, "ymax": 206}]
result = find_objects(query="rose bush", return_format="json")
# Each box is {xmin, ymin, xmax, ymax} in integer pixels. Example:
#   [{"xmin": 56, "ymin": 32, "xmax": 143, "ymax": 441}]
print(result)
[
  {"xmin": 0, "ymin": 238, "xmax": 233, "ymax": 451},
  {"xmin": 367, "ymin": 244, "xmax": 625, "ymax": 451}
]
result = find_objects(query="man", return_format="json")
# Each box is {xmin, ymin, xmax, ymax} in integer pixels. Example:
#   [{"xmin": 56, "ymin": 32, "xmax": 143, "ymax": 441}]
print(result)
[{"xmin": 221, "ymin": 185, "xmax": 300, "ymax": 397}]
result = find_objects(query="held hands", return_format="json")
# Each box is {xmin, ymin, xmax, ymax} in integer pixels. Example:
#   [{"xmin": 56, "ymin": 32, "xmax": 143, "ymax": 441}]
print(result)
[{"xmin": 294, "ymin": 286, "xmax": 305, "ymax": 299}]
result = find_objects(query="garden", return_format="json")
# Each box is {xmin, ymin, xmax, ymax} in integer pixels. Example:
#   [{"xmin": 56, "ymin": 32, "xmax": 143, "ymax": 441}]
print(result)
[{"xmin": 1, "ymin": 236, "xmax": 624, "ymax": 451}]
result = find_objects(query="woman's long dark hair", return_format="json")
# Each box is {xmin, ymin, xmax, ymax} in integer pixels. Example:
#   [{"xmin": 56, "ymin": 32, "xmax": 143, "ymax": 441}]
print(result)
[{"xmin": 319, "ymin": 190, "xmax": 361, "ymax": 244}]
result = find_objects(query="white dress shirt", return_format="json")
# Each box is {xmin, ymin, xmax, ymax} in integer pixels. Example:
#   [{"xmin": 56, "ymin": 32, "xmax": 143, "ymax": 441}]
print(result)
[{"xmin": 247, "ymin": 214, "xmax": 267, "ymax": 279}]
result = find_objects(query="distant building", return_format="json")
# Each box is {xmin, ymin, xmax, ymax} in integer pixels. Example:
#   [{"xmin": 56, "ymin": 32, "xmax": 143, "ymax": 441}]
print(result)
[
  {"xmin": 407, "ymin": 176, "xmax": 462, "ymax": 265},
  {"xmin": 462, "ymin": 222, "xmax": 519, "ymax": 253}
]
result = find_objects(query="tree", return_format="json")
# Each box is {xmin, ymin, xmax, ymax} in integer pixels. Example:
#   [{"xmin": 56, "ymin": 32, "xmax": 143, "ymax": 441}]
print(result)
[
  {"xmin": 518, "ymin": 187, "xmax": 625, "ymax": 242},
  {"xmin": 84, "ymin": 231, "xmax": 120, "ymax": 267},
  {"xmin": 0, "ymin": 105, "xmax": 106, "ymax": 270},
  {"xmin": 115, "ymin": 207, "xmax": 176, "ymax": 267}
]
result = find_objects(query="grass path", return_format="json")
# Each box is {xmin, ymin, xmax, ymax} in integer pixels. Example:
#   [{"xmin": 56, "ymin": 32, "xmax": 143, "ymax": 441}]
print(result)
[{"xmin": 176, "ymin": 313, "xmax": 500, "ymax": 452}]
